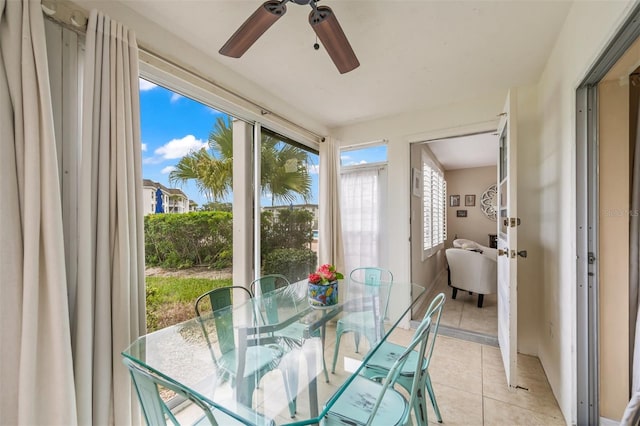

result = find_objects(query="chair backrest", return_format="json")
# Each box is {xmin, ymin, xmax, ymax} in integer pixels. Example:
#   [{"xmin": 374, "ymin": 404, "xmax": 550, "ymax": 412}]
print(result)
[
  {"xmin": 195, "ymin": 286, "xmax": 252, "ymax": 356},
  {"xmin": 249, "ymin": 274, "xmax": 290, "ymax": 297},
  {"xmin": 445, "ymin": 248, "xmax": 497, "ymax": 294},
  {"xmin": 349, "ymin": 267, "xmax": 394, "ymax": 318},
  {"xmin": 363, "ymin": 317, "xmax": 432, "ymax": 426},
  {"xmin": 250, "ymin": 275, "xmax": 291, "ymax": 325},
  {"xmin": 419, "ymin": 292, "xmax": 445, "ymax": 362},
  {"xmin": 123, "ymin": 357, "xmax": 261, "ymax": 426}
]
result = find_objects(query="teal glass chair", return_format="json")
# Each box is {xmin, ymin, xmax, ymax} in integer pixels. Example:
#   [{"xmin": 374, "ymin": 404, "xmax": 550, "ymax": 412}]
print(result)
[
  {"xmin": 362, "ymin": 292, "xmax": 446, "ymax": 424},
  {"xmin": 195, "ymin": 286, "xmax": 294, "ymax": 417},
  {"xmin": 250, "ymin": 274, "xmax": 330, "ymax": 417},
  {"xmin": 331, "ymin": 267, "xmax": 394, "ymax": 374},
  {"xmin": 123, "ymin": 357, "xmax": 274, "ymax": 425},
  {"xmin": 321, "ymin": 315, "xmax": 433, "ymax": 426}
]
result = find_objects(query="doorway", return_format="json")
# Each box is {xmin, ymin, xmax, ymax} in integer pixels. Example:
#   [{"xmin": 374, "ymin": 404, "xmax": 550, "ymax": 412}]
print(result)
[
  {"xmin": 576, "ymin": 4, "xmax": 640, "ymax": 423},
  {"xmin": 410, "ymin": 132, "xmax": 499, "ymax": 341}
]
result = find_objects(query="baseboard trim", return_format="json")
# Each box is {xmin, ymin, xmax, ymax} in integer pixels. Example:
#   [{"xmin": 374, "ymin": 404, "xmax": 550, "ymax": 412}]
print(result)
[
  {"xmin": 409, "ymin": 322, "xmax": 499, "ymax": 347},
  {"xmin": 412, "ymin": 267, "xmax": 448, "ymax": 318},
  {"xmin": 599, "ymin": 416, "xmax": 618, "ymax": 426}
]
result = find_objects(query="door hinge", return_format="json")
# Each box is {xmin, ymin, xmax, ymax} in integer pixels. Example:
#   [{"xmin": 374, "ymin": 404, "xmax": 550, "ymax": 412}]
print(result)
[{"xmin": 509, "ymin": 217, "xmax": 521, "ymax": 227}]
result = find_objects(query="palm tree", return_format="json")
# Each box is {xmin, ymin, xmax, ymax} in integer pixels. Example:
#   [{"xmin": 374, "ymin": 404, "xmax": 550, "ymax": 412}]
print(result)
[{"xmin": 170, "ymin": 116, "xmax": 313, "ymax": 205}]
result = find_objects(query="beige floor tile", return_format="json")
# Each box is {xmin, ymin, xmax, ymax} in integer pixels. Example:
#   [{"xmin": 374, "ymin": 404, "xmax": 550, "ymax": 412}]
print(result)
[
  {"xmin": 417, "ymin": 272, "xmax": 498, "ymax": 336},
  {"xmin": 482, "ymin": 346, "xmax": 564, "ymax": 419},
  {"xmin": 460, "ymin": 299, "xmax": 498, "ymax": 335},
  {"xmin": 430, "ymin": 337, "xmax": 484, "ymax": 395},
  {"xmin": 426, "ymin": 383, "xmax": 484, "ymax": 425},
  {"xmin": 483, "ymin": 397, "xmax": 566, "ymax": 425}
]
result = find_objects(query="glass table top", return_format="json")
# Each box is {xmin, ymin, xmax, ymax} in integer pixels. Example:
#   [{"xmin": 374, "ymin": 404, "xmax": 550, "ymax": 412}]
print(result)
[{"xmin": 122, "ymin": 280, "xmax": 426, "ymax": 425}]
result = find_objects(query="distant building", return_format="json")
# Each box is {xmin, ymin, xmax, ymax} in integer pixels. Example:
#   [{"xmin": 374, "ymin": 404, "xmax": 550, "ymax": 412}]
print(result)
[
  {"xmin": 262, "ymin": 204, "xmax": 319, "ymax": 230},
  {"xmin": 143, "ymin": 179, "xmax": 190, "ymax": 215}
]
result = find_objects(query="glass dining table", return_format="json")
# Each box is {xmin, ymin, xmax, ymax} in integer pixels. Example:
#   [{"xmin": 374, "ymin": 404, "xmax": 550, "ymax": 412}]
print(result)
[{"xmin": 122, "ymin": 280, "xmax": 426, "ymax": 425}]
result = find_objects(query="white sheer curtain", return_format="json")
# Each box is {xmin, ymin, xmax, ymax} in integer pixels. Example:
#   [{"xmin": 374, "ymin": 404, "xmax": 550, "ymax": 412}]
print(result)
[
  {"xmin": 319, "ymin": 137, "xmax": 345, "ymax": 273},
  {"xmin": 0, "ymin": 0, "xmax": 77, "ymax": 423},
  {"xmin": 73, "ymin": 10, "xmax": 144, "ymax": 425},
  {"xmin": 340, "ymin": 166, "xmax": 385, "ymax": 274}
]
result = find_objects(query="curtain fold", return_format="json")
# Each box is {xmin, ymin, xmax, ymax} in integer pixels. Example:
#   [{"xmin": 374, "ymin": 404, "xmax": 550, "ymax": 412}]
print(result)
[
  {"xmin": 319, "ymin": 137, "xmax": 345, "ymax": 274},
  {"xmin": 73, "ymin": 9, "xmax": 144, "ymax": 425},
  {"xmin": 0, "ymin": 0, "xmax": 78, "ymax": 424},
  {"xmin": 340, "ymin": 167, "xmax": 382, "ymax": 273}
]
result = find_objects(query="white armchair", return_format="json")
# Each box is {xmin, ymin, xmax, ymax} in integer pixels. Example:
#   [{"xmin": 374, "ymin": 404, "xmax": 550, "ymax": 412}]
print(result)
[{"xmin": 445, "ymin": 248, "xmax": 497, "ymax": 308}]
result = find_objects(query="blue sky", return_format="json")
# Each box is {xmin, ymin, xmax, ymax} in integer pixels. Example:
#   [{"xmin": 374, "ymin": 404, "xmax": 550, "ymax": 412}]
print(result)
[{"xmin": 139, "ymin": 78, "xmax": 386, "ymax": 207}]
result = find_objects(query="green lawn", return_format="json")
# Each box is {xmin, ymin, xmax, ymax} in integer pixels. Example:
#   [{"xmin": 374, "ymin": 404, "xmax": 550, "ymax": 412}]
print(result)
[{"xmin": 146, "ymin": 276, "xmax": 232, "ymax": 332}]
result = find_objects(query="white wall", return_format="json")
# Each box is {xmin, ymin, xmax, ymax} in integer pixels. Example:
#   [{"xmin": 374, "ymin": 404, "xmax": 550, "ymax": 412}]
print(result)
[{"xmin": 535, "ymin": 1, "xmax": 635, "ymax": 422}]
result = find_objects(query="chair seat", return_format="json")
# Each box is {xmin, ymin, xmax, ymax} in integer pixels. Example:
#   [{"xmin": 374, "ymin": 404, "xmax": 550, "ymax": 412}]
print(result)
[
  {"xmin": 324, "ymin": 375, "xmax": 409, "ymax": 426},
  {"xmin": 218, "ymin": 345, "xmax": 284, "ymax": 378},
  {"xmin": 365, "ymin": 341, "xmax": 426, "ymax": 377}
]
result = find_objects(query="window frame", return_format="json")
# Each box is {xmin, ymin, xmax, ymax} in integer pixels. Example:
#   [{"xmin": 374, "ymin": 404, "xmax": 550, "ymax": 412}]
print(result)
[{"xmin": 422, "ymin": 152, "xmax": 446, "ymax": 259}]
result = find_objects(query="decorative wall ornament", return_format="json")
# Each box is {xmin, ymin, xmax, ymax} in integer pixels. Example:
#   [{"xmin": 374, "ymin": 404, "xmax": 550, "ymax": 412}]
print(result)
[{"xmin": 481, "ymin": 184, "xmax": 498, "ymax": 221}]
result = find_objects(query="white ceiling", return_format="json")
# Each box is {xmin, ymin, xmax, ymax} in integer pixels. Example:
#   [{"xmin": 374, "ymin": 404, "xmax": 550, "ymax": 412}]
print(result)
[
  {"xmin": 119, "ymin": 0, "xmax": 573, "ymax": 129},
  {"xmin": 427, "ymin": 132, "xmax": 498, "ymax": 170},
  {"xmin": 117, "ymin": 0, "xmax": 572, "ymax": 169}
]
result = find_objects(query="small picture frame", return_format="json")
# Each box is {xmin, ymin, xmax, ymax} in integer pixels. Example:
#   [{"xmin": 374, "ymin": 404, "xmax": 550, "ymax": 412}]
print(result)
[
  {"xmin": 411, "ymin": 168, "xmax": 421, "ymax": 197},
  {"xmin": 456, "ymin": 209, "xmax": 468, "ymax": 217},
  {"xmin": 465, "ymin": 194, "xmax": 476, "ymax": 207},
  {"xmin": 450, "ymin": 195, "xmax": 460, "ymax": 207}
]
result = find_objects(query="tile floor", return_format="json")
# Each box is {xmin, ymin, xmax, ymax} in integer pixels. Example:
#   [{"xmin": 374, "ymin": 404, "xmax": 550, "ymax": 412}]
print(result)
[
  {"xmin": 175, "ymin": 321, "xmax": 565, "ymax": 425},
  {"xmin": 414, "ymin": 273, "xmax": 498, "ymax": 337}
]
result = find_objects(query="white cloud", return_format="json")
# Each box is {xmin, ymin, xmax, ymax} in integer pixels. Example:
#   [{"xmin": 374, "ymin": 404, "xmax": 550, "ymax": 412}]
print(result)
[
  {"xmin": 139, "ymin": 79, "xmax": 157, "ymax": 91},
  {"xmin": 307, "ymin": 164, "xmax": 320, "ymax": 174},
  {"xmin": 154, "ymin": 135, "xmax": 207, "ymax": 160},
  {"xmin": 161, "ymin": 166, "xmax": 176, "ymax": 174},
  {"xmin": 345, "ymin": 160, "xmax": 368, "ymax": 166},
  {"xmin": 170, "ymin": 93, "xmax": 182, "ymax": 103},
  {"xmin": 340, "ymin": 155, "xmax": 351, "ymax": 161},
  {"xmin": 141, "ymin": 143, "xmax": 147, "ymax": 152}
]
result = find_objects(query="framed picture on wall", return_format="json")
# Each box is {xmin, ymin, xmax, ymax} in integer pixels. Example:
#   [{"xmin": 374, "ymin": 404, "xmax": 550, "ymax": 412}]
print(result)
[
  {"xmin": 411, "ymin": 168, "xmax": 421, "ymax": 197},
  {"xmin": 450, "ymin": 195, "xmax": 460, "ymax": 207},
  {"xmin": 465, "ymin": 194, "xmax": 476, "ymax": 206},
  {"xmin": 457, "ymin": 209, "xmax": 468, "ymax": 217}
]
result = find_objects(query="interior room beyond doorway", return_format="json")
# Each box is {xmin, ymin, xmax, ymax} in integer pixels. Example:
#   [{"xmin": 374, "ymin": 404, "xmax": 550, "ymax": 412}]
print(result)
[{"xmin": 411, "ymin": 132, "xmax": 499, "ymax": 341}]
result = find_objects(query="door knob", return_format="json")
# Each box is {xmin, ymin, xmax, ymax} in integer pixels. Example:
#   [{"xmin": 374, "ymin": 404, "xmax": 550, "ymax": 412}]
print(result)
[
  {"xmin": 517, "ymin": 250, "xmax": 528, "ymax": 258},
  {"xmin": 498, "ymin": 249, "xmax": 509, "ymax": 257}
]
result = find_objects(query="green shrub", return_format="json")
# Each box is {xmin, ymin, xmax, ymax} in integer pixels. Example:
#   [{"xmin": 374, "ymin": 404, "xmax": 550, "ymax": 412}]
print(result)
[
  {"xmin": 261, "ymin": 209, "xmax": 314, "ymax": 260},
  {"xmin": 263, "ymin": 248, "xmax": 317, "ymax": 282},
  {"xmin": 145, "ymin": 211, "xmax": 232, "ymax": 268}
]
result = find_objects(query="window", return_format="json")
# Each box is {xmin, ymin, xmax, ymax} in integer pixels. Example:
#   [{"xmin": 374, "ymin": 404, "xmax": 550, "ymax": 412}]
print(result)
[{"xmin": 423, "ymin": 153, "xmax": 446, "ymax": 257}]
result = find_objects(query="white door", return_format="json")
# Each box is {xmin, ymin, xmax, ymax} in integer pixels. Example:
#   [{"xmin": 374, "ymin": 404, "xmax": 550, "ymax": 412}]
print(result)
[{"xmin": 497, "ymin": 90, "xmax": 518, "ymax": 387}]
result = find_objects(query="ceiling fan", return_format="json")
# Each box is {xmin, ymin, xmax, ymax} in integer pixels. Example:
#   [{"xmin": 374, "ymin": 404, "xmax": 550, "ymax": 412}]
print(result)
[{"xmin": 219, "ymin": 0, "xmax": 359, "ymax": 74}]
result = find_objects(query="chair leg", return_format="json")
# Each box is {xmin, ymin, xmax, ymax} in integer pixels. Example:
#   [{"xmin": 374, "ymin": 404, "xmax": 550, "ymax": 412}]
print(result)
[
  {"xmin": 452, "ymin": 287, "xmax": 458, "ymax": 299},
  {"xmin": 281, "ymin": 355, "xmax": 299, "ymax": 417},
  {"xmin": 320, "ymin": 325, "xmax": 330, "ymax": 383},
  {"xmin": 477, "ymin": 294, "xmax": 484, "ymax": 308},
  {"xmin": 331, "ymin": 326, "xmax": 344, "ymax": 374},
  {"xmin": 426, "ymin": 373, "xmax": 443, "ymax": 423}
]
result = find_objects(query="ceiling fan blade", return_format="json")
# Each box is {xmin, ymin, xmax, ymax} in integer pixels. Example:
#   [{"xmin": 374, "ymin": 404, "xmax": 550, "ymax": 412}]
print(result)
[
  {"xmin": 309, "ymin": 5, "xmax": 359, "ymax": 74},
  {"xmin": 220, "ymin": 1, "xmax": 287, "ymax": 58}
]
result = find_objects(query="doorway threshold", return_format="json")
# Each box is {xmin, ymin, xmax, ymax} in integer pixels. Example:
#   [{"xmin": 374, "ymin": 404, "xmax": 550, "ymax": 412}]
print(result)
[{"xmin": 410, "ymin": 321, "xmax": 499, "ymax": 347}]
